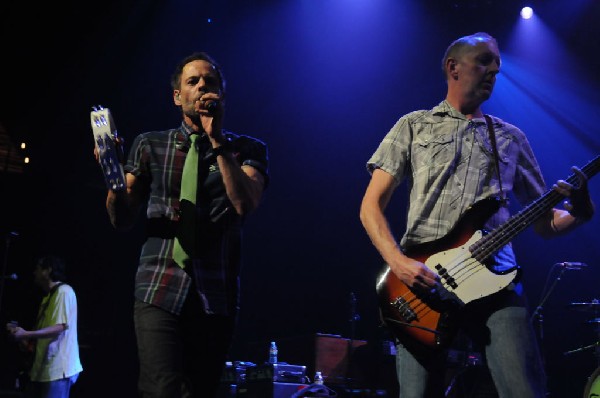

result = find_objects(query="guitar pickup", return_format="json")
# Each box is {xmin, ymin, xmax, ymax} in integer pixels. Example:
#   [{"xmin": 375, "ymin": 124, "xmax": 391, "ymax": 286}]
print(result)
[
  {"xmin": 391, "ymin": 297, "xmax": 417, "ymax": 322},
  {"xmin": 435, "ymin": 264, "xmax": 458, "ymax": 289}
]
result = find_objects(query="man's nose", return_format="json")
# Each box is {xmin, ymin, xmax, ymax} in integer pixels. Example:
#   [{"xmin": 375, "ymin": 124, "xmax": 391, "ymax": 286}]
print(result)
[
  {"xmin": 197, "ymin": 77, "xmax": 207, "ymax": 90},
  {"xmin": 489, "ymin": 61, "xmax": 500, "ymax": 74},
  {"xmin": 487, "ymin": 66, "xmax": 499, "ymax": 77}
]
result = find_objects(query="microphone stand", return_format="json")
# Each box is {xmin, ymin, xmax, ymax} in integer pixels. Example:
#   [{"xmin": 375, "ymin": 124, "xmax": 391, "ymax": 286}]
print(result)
[
  {"xmin": 347, "ymin": 292, "xmax": 360, "ymax": 387},
  {"xmin": 529, "ymin": 264, "xmax": 569, "ymax": 373},
  {"xmin": 0, "ymin": 232, "xmax": 15, "ymax": 318}
]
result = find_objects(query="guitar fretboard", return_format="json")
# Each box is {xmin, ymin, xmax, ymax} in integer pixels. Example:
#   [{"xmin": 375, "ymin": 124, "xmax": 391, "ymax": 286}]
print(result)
[{"xmin": 471, "ymin": 155, "xmax": 600, "ymax": 261}]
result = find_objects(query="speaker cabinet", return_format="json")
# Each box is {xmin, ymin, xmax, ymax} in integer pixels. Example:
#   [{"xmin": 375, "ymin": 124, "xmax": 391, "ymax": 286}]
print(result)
[{"xmin": 273, "ymin": 333, "xmax": 368, "ymax": 384}]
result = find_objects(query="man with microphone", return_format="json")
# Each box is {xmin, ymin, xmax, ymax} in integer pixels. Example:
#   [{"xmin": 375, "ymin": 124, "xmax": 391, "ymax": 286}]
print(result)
[{"xmin": 100, "ymin": 52, "xmax": 269, "ymax": 398}]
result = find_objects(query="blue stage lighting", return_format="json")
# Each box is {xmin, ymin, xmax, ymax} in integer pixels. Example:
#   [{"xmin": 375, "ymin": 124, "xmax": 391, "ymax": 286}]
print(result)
[{"xmin": 520, "ymin": 6, "xmax": 533, "ymax": 19}]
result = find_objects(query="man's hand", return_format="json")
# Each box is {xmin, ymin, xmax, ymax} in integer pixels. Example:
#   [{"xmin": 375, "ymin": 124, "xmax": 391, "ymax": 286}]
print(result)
[
  {"xmin": 94, "ymin": 136, "xmax": 125, "ymax": 164},
  {"xmin": 553, "ymin": 166, "xmax": 595, "ymax": 220},
  {"xmin": 391, "ymin": 258, "xmax": 441, "ymax": 295},
  {"xmin": 6, "ymin": 323, "xmax": 27, "ymax": 341},
  {"xmin": 195, "ymin": 92, "xmax": 223, "ymax": 140}
]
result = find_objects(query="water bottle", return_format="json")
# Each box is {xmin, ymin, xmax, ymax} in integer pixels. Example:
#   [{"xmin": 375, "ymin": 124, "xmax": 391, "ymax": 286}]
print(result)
[
  {"xmin": 268, "ymin": 341, "xmax": 278, "ymax": 364},
  {"xmin": 314, "ymin": 371, "xmax": 324, "ymax": 385}
]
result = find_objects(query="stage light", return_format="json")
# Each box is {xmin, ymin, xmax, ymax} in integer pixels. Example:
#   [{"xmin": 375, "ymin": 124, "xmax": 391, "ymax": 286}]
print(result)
[{"xmin": 520, "ymin": 6, "xmax": 533, "ymax": 19}]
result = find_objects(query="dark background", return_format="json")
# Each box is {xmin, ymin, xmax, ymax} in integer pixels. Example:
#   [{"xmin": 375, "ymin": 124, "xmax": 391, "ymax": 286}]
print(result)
[{"xmin": 1, "ymin": 0, "xmax": 600, "ymax": 397}]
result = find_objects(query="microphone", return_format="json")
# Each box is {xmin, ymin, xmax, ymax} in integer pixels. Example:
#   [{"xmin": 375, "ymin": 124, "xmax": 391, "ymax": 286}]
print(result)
[
  {"xmin": 206, "ymin": 101, "xmax": 218, "ymax": 112},
  {"xmin": 197, "ymin": 92, "xmax": 218, "ymax": 113},
  {"xmin": 0, "ymin": 273, "xmax": 18, "ymax": 280},
  {"xmin": 555, "ymin": 262, "xmax": 588, "ymax": 270}
]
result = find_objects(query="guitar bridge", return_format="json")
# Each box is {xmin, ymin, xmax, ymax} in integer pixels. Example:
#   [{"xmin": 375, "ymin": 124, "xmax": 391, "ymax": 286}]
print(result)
[{"xmin": 391, "ymin": 297, "xmax": 417, "ymax": 322}]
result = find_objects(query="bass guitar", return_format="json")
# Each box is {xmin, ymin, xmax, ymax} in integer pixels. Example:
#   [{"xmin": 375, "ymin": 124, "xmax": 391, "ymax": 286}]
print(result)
[{"xmin": 377, "ymin": 155, "xmax": 599, "ymax": 349}]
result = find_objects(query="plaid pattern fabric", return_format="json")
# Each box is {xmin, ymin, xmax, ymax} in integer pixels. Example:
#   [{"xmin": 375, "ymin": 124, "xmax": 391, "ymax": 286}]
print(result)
[
  {"xmin": 367, "ymin": 101, "xmax": 546, "ymax": 271},
  {"xmin": 125, "ymin": 122, "xmax": 269, "ymax": 315}
]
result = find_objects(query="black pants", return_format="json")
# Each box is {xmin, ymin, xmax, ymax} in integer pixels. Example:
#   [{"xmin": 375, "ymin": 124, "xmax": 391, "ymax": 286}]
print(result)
[{"xmin": 134, "ymin": 292, "xmax": 236, "ymax": 398}]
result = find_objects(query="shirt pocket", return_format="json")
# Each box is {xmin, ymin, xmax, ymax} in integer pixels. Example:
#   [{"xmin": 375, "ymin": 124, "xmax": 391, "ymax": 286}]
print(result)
[{"xmin": 413, "ymin": 132, "xmax": 456, "ymax": 168}]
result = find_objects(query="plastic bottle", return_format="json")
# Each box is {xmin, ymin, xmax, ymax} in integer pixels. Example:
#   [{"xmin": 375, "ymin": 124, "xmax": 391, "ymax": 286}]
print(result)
[
  {"xmin": 314, "ymin": 371, "xmax": 324, "ymax": 385},
  {"xmin": 269, "ymin": 341, "xmax": 278, "ymax": 364}
]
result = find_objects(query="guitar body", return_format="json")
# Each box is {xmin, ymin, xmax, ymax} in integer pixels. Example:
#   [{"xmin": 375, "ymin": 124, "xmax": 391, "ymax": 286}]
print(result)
[
  {"xmin": 7, "ymin": 321, "xmax": 35, "ymax": 375},
  {"xmin": 377, "ymin": 155, "xmax": 599, "ymax": 350},
  {"xmin": 376, "ymin": 197, "xmax": 517, "ymax": 349},
  {"xmin": 91, "ymin": 105, "xmax": 126, "ymax": 191}
]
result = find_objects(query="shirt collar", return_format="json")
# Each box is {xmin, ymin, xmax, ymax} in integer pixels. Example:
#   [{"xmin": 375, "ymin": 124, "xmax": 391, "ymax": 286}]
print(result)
[{"xmin": 432, "ymin": 100, "xmax": 494, "ymax": 126}]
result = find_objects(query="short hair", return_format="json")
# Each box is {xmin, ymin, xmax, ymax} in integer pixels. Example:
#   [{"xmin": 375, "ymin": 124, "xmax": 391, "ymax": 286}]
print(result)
[
  {"xmin": 37, "ymin": 255, "xmax": 67, "ymax": 282},
  {"xmin": 441, "ymin": 32, "xmax": 499, "ymax": 79},
  {"xmin": 170, "ymin": 51, "xmax": 226, "ymax": 95}
]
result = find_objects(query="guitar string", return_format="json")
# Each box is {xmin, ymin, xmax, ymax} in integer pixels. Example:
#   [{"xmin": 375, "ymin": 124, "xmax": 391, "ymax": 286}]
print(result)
[
  {"xmin": 422, "ymin": 157, "xmax": 599, "ymax": 291},
  {"xmin": 391, "ymin": 156, "xmax": 599, "ymax": 335},
  {"xmin": 394, "ymin": 198, "xmax": 565, "ymax": 327}
]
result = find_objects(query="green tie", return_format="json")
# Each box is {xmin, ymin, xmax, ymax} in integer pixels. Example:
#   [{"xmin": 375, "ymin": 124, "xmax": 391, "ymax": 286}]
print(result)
[{"xmin": 173, "ymin": 134, "xmax": 199, "ymax": 268}]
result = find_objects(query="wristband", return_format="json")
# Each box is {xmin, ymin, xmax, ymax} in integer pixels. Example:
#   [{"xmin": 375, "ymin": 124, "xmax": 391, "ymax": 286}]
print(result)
[{"xmin": 212, "ymin": 139, "xmax": 232, "ymax": 157}]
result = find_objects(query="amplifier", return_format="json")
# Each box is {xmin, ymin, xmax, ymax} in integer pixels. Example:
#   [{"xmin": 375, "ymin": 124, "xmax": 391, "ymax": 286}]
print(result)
[
  {"xmin": 245, "ymin": 363, "xmax": 307, "ymax": 384},
  {"xmin": 273, "ymin": 333, "xmax": 368, "ymax": 384},
  {"xmin": 221, "ymin": 361, "xmax": 255, "ymax": 384}
]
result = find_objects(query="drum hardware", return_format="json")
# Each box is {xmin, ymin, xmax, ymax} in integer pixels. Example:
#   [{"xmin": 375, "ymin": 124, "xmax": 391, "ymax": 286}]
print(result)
[
  {"xmin": 566, "ymin": 298, "xmax": 600, "ymax": 397},
  {"xmin": 530, "ymin": 262, "xmax": 581, "ymax": 364},
  {"xmin": 563, "ymin": 341, "xmax": 600, "ymax": 357},
  {"xmin": 565, "ymin": 299, "xmax": 600, "ymax": 370},
  {"xmin": 568, "ymin": 299, "xmax": 600, "ymax": 313}
]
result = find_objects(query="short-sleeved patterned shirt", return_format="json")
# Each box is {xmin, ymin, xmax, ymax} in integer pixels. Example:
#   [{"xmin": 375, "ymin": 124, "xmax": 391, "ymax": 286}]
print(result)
[
  {"xmin": 125, "ymin": 121, "xmax": 269, "ymax": 315},
  {"xmin": 367, "ymin": 100, "xmax": 546, "ymax": 272}
]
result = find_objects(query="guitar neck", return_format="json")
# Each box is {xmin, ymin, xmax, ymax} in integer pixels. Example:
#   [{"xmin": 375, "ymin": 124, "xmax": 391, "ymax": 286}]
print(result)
[{"xmin": 472, "ymin": 155, "xmax": 600, "ymax": 262}]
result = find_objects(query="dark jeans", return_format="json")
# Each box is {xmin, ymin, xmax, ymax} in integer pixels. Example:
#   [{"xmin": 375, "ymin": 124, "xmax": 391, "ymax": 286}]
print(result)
[{"xmin": 134, "ymin": 293, "xmax": 236, "ymax": 398}]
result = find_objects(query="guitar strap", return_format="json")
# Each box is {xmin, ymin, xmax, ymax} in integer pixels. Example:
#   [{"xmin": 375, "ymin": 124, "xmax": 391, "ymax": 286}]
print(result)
[
  {"xmin": 35, "ymin": 282, "xmax": 63, "ymax": 328},
  {"xmin": 17, "ymin": 282, "xmax": 65, "ymax": 366},
  {"xmin": 484, "ymin": 115, "xmax": 506, "ymax": 203},
  {"xmin": 485, "ymin": 115, "xmax": 523, "ymax": 283}
]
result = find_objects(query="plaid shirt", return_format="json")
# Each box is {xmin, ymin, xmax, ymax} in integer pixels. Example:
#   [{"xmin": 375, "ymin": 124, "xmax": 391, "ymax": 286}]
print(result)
[
  {"xmin": 367, "ymin": 101, "xmax": 546, "ymax": 272},
  {"xmin": 125, "ymin": 122, "xmax": 269, "ymax": 315}
]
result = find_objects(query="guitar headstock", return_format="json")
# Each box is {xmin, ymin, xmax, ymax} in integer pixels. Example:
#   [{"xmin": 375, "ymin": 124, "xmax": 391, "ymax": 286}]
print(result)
[{"xmin": 91, "ymin": 105, "xmax": 126, "ymax": 191}]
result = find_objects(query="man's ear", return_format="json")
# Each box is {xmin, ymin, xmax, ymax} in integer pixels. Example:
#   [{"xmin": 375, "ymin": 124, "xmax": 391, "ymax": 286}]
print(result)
[
  {"xmin": 446, "ymin": 58, "xmax": 458, "ymax": 80},
  {"xmin": 174, "ymin": 91, "xmax": 181, "ymax": 104}
]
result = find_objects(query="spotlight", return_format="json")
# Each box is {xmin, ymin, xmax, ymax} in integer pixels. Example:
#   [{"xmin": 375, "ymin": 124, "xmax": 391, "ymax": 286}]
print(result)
[{"xmin": 520, "ymin": 6, "xmax": 533, "ymax": 19}]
